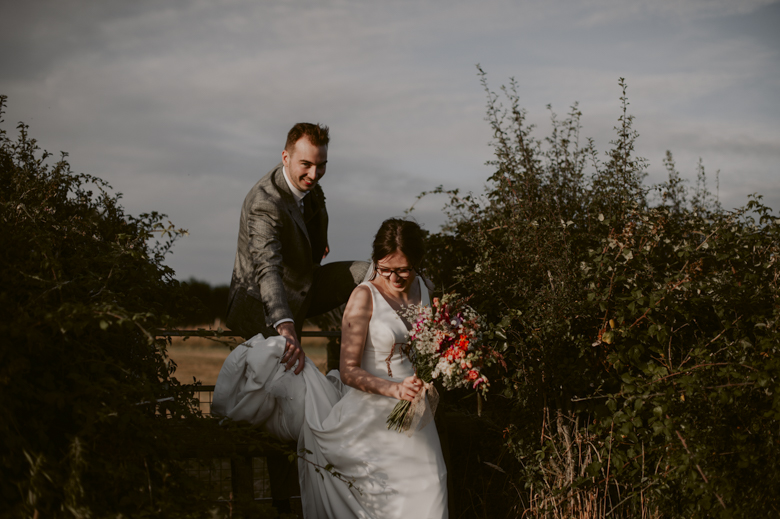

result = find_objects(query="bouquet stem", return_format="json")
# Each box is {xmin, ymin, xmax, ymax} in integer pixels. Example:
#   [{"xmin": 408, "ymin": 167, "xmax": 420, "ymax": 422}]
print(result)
[{"xmin": 386, "ymin": 400, "xmax": 412, "ymax": 432}]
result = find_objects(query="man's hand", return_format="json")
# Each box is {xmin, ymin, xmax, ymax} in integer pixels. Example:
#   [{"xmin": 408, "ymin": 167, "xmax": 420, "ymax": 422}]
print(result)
[{"xmin": 276, "ymin": 322, "xmax": 305, "ymax": 375}]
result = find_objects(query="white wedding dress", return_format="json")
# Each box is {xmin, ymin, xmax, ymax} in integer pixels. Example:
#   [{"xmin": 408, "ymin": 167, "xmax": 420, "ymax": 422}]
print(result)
[{"xmin": 212, "ymin": 277, "xmax": 448, "ymax": 519}]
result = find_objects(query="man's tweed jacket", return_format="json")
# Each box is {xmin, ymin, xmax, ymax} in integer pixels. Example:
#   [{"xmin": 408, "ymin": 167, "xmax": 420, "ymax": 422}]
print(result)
[{"xmin": 227, "ymin": 163, "xmax": 328, "ymax": 336}]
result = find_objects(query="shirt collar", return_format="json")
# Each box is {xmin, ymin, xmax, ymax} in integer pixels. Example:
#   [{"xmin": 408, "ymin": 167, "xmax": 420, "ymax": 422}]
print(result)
[{"xmin": 282, "ymin": 165, "xmax": 308, "ymax": 204}]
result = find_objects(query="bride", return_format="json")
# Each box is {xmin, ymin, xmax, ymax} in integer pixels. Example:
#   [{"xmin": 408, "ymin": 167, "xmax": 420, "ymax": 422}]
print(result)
[{"xmin": 213, "ymin": 218, "xmax": 448, "ymax": 519}]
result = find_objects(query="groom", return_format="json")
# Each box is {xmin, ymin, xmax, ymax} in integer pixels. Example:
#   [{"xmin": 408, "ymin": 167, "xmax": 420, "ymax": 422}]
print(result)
[
  {"xmin": 227, "ymin": 122, "xmax": 369, "ymax": 374},
  {"xmin": 226, "ymin": 122, "xmax": 368, "ymax": 513}
]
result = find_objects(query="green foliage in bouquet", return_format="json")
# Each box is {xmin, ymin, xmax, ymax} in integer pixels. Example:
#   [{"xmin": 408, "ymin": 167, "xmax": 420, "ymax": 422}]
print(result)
[
  {"xmin": 422, "ymin": 70, "xmax": 780, "ymax": 518},
  {"xmin": 0, "ymin": 95, "xmax": 215, "ymax": 517}
]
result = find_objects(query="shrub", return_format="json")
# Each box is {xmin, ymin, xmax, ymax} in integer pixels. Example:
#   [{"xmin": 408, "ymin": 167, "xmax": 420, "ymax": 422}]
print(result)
[
  {"xmin": 423, "ymin": 71, "xmax": 780, "ymax": 517},
  {"xmin": 178, "ymin": 278, "xmax": 230, "ymax": 326},
  {"xmin": 0, "ymin": 95, "xmax": 212, "ymax": 516}
]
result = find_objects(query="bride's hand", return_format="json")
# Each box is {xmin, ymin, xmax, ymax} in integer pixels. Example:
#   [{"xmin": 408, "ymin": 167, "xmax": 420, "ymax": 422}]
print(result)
[{"xmin": 395, "ymin": 376, "xmax": 423, "ymax": 402}]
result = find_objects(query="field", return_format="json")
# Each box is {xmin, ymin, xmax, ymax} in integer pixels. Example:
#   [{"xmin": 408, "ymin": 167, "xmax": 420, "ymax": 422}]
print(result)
[{"xmin": 167, "ymin": 323, "xmax": 330, "ymax": 386}]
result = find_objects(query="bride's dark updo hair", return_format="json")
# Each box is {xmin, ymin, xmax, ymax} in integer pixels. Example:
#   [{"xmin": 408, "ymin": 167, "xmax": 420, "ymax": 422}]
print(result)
[{"xmin": 372, "ymin": 218, "xmax": 426, "ymax": 268}]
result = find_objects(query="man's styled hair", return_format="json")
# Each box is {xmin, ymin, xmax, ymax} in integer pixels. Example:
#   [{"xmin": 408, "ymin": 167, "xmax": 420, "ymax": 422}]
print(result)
[{"xmin": 285, "ymin": 123, "xmax": 330, "ymax": 151}]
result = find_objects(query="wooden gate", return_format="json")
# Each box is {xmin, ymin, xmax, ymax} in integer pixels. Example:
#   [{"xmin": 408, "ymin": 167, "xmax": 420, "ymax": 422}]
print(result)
[{"xmin": 158, "ymin": 329, "xmax": 341, "ymax": 517}]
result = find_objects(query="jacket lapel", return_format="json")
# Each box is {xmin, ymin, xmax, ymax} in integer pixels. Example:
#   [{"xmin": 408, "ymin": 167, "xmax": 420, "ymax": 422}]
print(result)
[{"xmin": 272, "ymin": 167, "xmax": 311, "ymax": 246}]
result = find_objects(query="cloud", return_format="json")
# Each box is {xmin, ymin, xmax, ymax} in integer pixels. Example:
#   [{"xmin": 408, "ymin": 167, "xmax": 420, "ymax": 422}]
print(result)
[
  {"xmin": 568, "ymin": 0, "xmax": 776, "ymax": 26},
  {"xmin": 3, "ymin": 0, "xmax": 779, "ymax": 284}
]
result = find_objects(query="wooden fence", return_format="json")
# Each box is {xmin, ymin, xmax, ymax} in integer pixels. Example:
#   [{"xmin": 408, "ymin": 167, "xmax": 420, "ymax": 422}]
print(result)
[{"xmin": 159, "ymin": 329, "xmax": 341, "ymax": 517}]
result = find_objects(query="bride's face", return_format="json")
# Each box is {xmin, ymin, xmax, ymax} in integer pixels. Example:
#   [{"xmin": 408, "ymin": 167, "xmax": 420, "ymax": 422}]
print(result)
[{"xmin": 375, "ymin": 250, "xmax": 416, "ymax": 294}]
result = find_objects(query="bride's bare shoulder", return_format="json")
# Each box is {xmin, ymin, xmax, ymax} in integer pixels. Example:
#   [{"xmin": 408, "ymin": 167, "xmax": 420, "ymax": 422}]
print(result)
[
  {"xmin": 343, "ymin": 284, "xmax": 373, "ymax": 333},
  {"xmin": 346, "ymin": 284, "xmax": 373, "ymax": 311}
]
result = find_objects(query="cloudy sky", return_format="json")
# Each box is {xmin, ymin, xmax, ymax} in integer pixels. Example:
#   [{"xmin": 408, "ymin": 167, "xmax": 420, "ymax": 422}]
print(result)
[{"xmin": 3, "ymin": 0, "xmax": 779, "ymax": 285}]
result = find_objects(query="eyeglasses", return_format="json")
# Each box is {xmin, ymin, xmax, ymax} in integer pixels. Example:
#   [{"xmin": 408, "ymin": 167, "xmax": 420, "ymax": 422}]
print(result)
[{"xmin": 375, "ymin": 266, "xmax": 415, "ymax": 279}]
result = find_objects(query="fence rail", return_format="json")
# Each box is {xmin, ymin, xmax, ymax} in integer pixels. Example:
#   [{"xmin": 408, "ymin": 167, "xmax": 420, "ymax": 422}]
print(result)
[{"xmin": 156, "ymin": 328, "xmax": 341, "ymax": 338}]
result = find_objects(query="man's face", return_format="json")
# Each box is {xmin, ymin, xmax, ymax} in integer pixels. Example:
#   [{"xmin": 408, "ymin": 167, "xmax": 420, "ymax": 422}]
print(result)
[{"xmin": 282, "ymin": 137, "xmax": 328, "ymax": 192}]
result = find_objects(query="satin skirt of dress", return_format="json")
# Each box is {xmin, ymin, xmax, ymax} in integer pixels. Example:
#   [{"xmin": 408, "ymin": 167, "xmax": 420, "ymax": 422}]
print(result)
[{"xmin": 212, "ymin": 334, "xmax": 447, "ymax": 519}]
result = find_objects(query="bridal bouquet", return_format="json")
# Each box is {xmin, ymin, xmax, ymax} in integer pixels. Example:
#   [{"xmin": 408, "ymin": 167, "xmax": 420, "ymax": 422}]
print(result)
[{"xmin": 386, "ymin": 294, "xmax": 490, "ymax": 434}]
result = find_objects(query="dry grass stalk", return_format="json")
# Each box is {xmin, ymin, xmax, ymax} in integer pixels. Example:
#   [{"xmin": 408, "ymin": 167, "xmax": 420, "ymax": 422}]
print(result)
[{"xmin": 522, "ymin": 408, "xmax": 659, "ymax": 519}]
